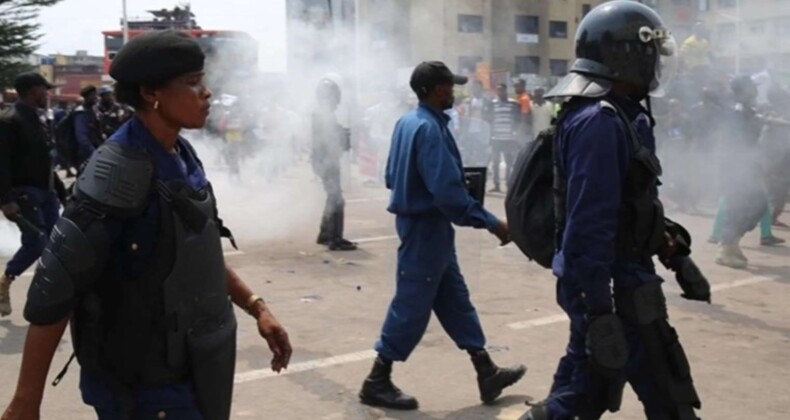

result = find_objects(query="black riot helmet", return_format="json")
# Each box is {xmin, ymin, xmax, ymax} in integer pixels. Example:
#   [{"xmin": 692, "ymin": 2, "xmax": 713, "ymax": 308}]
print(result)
[
  {"xmin": 316, "ymin": 78, "xmax": 341, "ymax": 110},
  {"xmin": 571, "ymin": 0, "xmax": 677, "ymax": 97}
]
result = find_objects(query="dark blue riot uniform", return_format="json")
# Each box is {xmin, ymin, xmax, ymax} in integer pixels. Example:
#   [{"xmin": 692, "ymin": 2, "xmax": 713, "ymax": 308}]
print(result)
[
  {"xmin": 520, "ymin": 3, "xmax": 702, "ymax": 420},
  {"xmin": 547, "ymin": 96, "xmax": 700, "ymax": 419},
  {"xmin": 375, "ymin": 103, "xmax": 497, "ymax": 361},
  {"xmin": 24, "ymin": 115, "xmax": 237, "ymax": 420}
]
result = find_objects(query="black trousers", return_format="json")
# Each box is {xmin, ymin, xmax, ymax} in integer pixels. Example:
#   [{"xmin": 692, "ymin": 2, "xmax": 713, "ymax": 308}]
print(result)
[
  {"xmin": 490, "ymin": 140, "xmax": 519, "ymax": 189},
  {"xmin": 317, "ymin": 165, "xmax": 345, "ymax": 242}
]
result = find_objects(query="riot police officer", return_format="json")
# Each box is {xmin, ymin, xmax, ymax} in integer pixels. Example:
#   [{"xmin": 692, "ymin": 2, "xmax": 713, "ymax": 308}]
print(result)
[
  {"xmin": 1, "ymin": 30, "xmax": 292, "ymax": 420},
  {"xmin": 521, "ymin": 2, "xmax": 702, "ymax": 419},
  {"xmin": 312, "ymin": 78, "xmax": 357, "ymax": 251},
  {"xmin": 96, "ymin": 84, "xmax": 132, "ymax": 139}
]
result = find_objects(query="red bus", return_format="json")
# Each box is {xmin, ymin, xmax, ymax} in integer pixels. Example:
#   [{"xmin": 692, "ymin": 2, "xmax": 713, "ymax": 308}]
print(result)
[{"xmin": 101, "ymin": 29, "xmax": 258, "ymax": 76}]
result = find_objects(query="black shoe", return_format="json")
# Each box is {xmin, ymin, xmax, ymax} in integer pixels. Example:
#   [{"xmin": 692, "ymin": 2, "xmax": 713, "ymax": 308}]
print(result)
[
  {"xmin": 329, "ymin": 239, "xmax": 358, "ymax": 251},
  {"xmin": 359, "ymin": 357, "xmax": 419, "ymax": 410},
  {"xmin": 317, "ymin": 236, "xmax": 331, "ymax": 246},
  {"xmin": 471, "ymin": 350, "xmax": 527, "ymax": 404},
  {"xmin": 489, "ymin": 187, "xmax": 502, "ymax": 193}
]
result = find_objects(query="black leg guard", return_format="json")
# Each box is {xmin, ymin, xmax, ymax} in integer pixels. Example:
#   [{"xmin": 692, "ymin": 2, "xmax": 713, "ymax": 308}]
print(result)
[{"xmin": 616, "ymin": 282, "xmax": 701, "ymax": 417}]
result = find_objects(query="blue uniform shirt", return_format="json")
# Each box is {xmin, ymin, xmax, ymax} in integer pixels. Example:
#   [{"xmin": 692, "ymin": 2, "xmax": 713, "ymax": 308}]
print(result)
[
  {"xmin": 80, "ymin": 115, "xmax": 208, "ymax": 411},
  {"xmin": 552, "ymin": 97, "xmax": 657, "ymax": 313},
  {"xmin": 386, "ymin": 103, "xmax": 498, "ymax": 274}
]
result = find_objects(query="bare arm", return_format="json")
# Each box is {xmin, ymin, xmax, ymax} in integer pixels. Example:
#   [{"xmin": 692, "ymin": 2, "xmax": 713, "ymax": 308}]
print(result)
[
  {"xmin": 225, "ymin": 266, "xmax": 292, "ymax": 372},
  {"xmin": 2, "ymin": 317, "xmax": 69, "ymax": 420}
]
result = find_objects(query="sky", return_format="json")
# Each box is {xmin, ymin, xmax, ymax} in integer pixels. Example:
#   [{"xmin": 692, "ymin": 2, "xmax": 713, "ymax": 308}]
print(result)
[{"xmin": 35, "ymin": 0, "xmax": 288, "ymax": 72}]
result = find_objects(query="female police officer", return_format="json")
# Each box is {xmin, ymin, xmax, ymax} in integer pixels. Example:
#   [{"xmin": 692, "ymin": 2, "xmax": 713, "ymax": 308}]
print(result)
[{"xmin": 2, "ymin": 31, "xmax": 291, "ymax": 420}]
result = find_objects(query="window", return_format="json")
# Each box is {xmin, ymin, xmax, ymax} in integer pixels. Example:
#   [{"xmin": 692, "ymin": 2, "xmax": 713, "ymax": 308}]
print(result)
[
  {"xmin": 515, "ymin": 15, "xmax": 539, "ymax": 43},
  {"xmin": 515, "ymin": 56, "xmax": 540, "ymax": 75},
  {"xmin": 582, "ymin": 4, "xmax": 592, "ymax": 16},
  {"xmin": 550, "ymin": 59, "xmax": 568, "ymax": 76},
  {"xmin": 549, "ymin": 21, "xmax": 568, "ymax": 38},
  {"xmin": 718, "ymin": 0, "xmax": 736, "ymax": 7},
  {"xmin": 458, "ymin": 14, "xmax": 483, "ymax": 33},
  {"xmin": 515, "ymin": 15, "xmax": 539, "ymax": 34},
  {"xmin": 458, "ymin": 56, "xmax": 483, "ymax": 74},
  {"xmin": 699, "ymin": 0, "xmax": 709, "ymax": 11},
  {"xmin": 671, "ymin": 0, "xmax": 691, "ymax": 4}
]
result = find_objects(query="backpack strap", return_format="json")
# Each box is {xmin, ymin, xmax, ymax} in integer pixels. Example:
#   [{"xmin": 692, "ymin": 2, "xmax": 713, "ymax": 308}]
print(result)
[{"xmin": 599, "ymin": 99, "xmax": 663, "ymax": 176}]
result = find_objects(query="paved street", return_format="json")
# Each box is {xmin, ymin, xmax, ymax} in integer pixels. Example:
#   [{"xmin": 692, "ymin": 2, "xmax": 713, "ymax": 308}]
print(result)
[{"xmin": 0, "ymin": 164, "xmax": 788, "ymax": 419}]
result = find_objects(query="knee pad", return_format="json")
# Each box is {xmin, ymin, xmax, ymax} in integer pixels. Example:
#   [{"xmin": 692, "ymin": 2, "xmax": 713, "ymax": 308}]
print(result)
[{"xmin": 616, "ymin": 283, "xmax": 701, "ymax": 412}]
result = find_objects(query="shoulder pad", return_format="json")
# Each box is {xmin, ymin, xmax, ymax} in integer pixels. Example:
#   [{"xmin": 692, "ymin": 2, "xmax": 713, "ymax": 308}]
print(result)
[{"xmin": 75, "ymin": 142, "xmax": 154, "ymax": 214}]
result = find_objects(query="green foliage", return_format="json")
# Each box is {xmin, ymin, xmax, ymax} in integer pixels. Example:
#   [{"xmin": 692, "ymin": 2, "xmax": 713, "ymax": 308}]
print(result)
[{"xmin": 0, "ymin": 0, "xmax": 62, "ymax": 89}]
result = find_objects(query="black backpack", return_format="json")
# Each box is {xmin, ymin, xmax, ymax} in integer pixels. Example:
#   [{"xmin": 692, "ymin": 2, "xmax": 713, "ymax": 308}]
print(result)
[{"xmin": 505, "ymin": 99, "xmax": 640, "ymax": 268}]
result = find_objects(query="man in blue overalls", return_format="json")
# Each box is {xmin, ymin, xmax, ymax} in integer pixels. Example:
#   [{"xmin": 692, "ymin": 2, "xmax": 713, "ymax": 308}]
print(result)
[
  {"xmin": 359, "ymin": 61, "xmax": 526, "ymax": 410},
  {"xmin": 521, "ymin": 2, "xmax": 701, "ymax": 419}
]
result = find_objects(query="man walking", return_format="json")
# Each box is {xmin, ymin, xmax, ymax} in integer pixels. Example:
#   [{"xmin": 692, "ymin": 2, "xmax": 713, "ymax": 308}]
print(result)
[
  {"xmin": 0, "ymin": 72, "xmax": 65, "ymax": 316},
  {"xmin": 359, "ymin": 61, "xmax": 526, "ymax": 410}
]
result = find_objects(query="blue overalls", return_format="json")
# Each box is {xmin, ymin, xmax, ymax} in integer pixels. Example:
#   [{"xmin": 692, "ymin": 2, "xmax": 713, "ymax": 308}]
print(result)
[
  {"xmin": 374, "ymin": 103, "xmax": 499, "ymax": 362},
  {"xmin": 548, "ymin": 98, "xmax": 676, "ymax": 419},
  {"xmin": 80, "ymin": 116, "xmax": 208, "ymax": 420}
]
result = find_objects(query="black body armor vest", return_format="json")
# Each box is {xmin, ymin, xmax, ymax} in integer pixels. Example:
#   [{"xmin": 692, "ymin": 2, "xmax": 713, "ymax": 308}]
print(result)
[{"xmin": 554, "ymin": 99, "xmax": 666, "ymax": 261}]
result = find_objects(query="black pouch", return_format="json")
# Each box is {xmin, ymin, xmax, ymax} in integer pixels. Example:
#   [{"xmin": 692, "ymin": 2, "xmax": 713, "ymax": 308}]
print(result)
[{"xmin": 187, "ymin": 303, "xmax": 238, "ymax": 420}]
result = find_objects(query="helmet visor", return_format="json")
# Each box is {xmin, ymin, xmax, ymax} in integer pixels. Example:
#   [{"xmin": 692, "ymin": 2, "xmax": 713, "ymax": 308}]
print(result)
[{"xmin": 650, "ymin": 31, "xmax": 678, "ymax": 98}]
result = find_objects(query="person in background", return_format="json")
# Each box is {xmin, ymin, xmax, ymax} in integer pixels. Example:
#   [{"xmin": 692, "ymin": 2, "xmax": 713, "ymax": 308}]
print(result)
[
  {"xmin": 514, "ymin": 78, "xmax": 532, "ymax": 130},
  {"xmin": 488, "ymin": 83, "xmax": 522, "ymax": 192},
  {"xmin": 712, "ymin": 75, "xmax": 784, "ymax": 269},
  {"xmin": 360, "ymin": 61, "xmax": 526, "ymax": 411},
  {"xmin": 73, "ymin": 85, "xmax": 103, "ymax": 166},
  {"xmin": 312, "ymin": 78, "xmax": 357, "ymax": 251},
  {"xmin": 0, "ymin": 72, "xmax": 66, "ymax": 317},
  {"xmin": 96, "ymin": 85, "xmax": 132, "ymax": 139},
  {"xmin": 762, "ymin": 86, "xmax": 790, "ymax": 228}
]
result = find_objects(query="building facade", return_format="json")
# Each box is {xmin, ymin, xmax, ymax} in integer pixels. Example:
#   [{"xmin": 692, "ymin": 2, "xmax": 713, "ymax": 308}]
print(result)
[{"xmin": 698, "ymin": 0, "xmax": 790, "ymax": 75}]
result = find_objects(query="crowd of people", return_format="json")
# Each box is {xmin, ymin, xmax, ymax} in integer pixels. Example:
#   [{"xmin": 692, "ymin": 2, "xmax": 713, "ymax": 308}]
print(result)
[{"xmin": 0, "ymin": 1, "xmax": 786, "ymax": 419}]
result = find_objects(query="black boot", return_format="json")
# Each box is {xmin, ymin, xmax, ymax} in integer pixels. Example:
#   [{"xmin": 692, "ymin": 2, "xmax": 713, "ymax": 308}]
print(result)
[
  {"xmin": 470, "ymin": 350, "xmax": 527, "ymax": 404},
  {"xmin": 519, "ymin": 401, "xmax": 549, "ymax": 420},
  {"xmin": 359, "ymin": 357, "xmax": 418, "ymax": 410}
]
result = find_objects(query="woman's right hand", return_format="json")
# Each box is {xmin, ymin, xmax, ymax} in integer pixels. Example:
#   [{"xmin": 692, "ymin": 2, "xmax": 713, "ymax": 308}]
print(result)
[{"xmin": 2, "ymin": 397, "xmax": 40, "ymax": 420}]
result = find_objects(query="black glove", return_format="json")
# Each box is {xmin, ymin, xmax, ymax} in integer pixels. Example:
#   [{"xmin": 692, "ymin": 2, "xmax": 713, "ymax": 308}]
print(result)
[
  {"xmin": 585, "ymin": 313, "xmax": 628, "ymax": 413},
  {"xmin": 673, "ymin": 255, "xmax": 712, "ymax": 303}
]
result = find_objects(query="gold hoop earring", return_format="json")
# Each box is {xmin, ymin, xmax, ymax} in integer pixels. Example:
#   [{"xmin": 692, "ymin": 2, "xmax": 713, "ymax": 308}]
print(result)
[{"xmin": 154, "ymin": 101, "xmax": 159, "ymax": 110}]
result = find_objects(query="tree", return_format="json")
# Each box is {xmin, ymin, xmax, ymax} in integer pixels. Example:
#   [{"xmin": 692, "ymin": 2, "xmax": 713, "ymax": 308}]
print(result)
[{"xmin": 0, "ymin": 0, "xmax": 62, "ymax": 89}]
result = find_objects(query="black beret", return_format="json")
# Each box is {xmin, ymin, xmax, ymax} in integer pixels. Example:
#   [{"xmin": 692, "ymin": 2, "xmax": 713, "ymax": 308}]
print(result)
[{"xmin": 110, "ymin": 30, "xmax": 205, "ymax": 85}]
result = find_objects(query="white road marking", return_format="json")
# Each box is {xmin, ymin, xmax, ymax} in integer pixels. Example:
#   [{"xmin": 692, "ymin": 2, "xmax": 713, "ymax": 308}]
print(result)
[
  {"xmin": 350, "ymin": 235, "xmax": 398, "ymax": 244},
  {"xmin": 234, "ymin": 350, "xmax": 377, "ymax": 384},
  {"xmin": 506, "ymin": 276, "xmax": 782, "ymax": 331},
  {"xmin": 709, "ymin": 275, "xmax": 776, "ymax": 292},
  {"xmin": 506, "ymin": 313, "xmax": 568, "ymax": 330}
]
